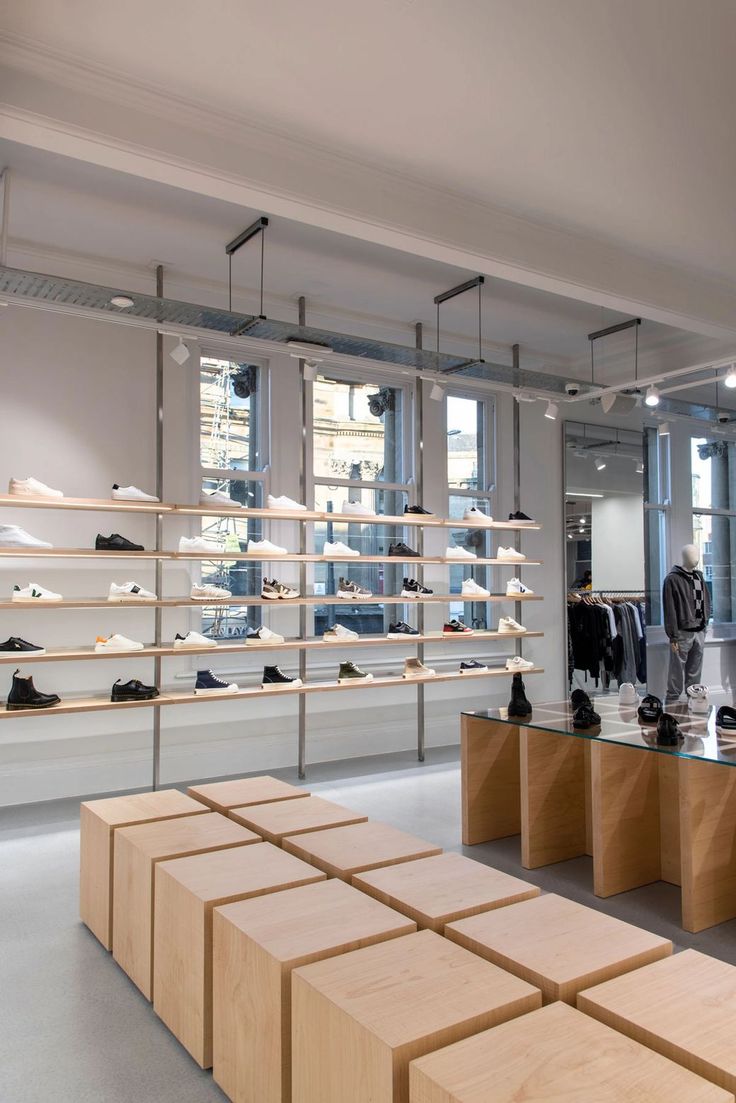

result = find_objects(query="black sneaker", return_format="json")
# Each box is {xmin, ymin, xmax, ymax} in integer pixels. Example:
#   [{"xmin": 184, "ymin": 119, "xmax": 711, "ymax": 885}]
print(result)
[
  {"xmin": 401, "ymin": 577, "xmax": 433, "ymax": 597},
  {"xmin": 338, "ymin": 660, "xmax": 373, "ymax": 682},
  {"xmin": 508, "ymin": 511, "xmax": 535, "ymax": 524},
  {"xmin": 6, "ymin": 669, "xmax": 60, "ymax": 710},
  {"xmin": 0, "ymin": 636, "xmax": 45, "ymax": 656},
  {"xmin": 508, "ymin": 672, "xmax": 532, "ymax": 718},
  {"xmin": 460, "ymin": 659, "xmax": 488, "ymax": 673},
  {"xmin": 573, "ymin": 704, "xmax": 601, "ymax": 730},
  {"xmin": 637, "ymin": 694, "xmax": 663, "ymax": 726},
  {"xmin": 111, "ymin": 678, "xmax": 159, "ymax": 702},
  {"xmin": 388, "ymin": 541, "xmax": 421, "ymax": 558},
  {"xmin": 443, "ymin": 618, "xmax": 473, "ymax": 635},
  {"xmin": 387, "ymin": 621, "xmax": 420, "ymax": 639},
  {"xmin": 96, "ymin": 533, "xmax": 145, "ymax": 552},
  {"xmin": 570, "ymin": 689, "xmax": 592, "ymax": 710},
  {"xmin": 716, "ymin": 705, "xmax": 736, "ymax": 732},
  {"xmin": 194, "ymin": 669, "xmax": 239, "ymax": 695},
  {"xmin": 657, "ymin": 712, "xmax": 682, "ymax": 746},
  {"xmin": 262, "ymin": 665, "xmax": 302, "ymax": 689},
  {"xmin": 404, "ymin": 505, "xmax": 434, "ymax": 516}
]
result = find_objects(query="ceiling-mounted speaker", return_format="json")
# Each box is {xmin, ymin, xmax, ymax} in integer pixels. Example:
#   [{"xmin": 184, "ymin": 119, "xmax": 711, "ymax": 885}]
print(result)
[{"xmin": 600, "ymin": 392, "xmax": 637, "ymax": 415}]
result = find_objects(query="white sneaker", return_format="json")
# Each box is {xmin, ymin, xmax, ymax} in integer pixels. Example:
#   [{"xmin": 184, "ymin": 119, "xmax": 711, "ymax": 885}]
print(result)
[
  {"xmin": 462, "ymin": 578, "xmax": 490, "ymax": 597},
  {"xmin": 323, "ymin": 623, "xmax": 360, "ymax": 641},
  {"xmin": 191, "ymin": 583, "xmax": 232, "ymax": 600},
  {"xmin": 246, "ymin": 626, "xmax": 285, "ymax": 645},
  {"xmin": 174, "ymin": 630, "xmax": 217, "ymax": 649},
  {"xmin": 108, "ymin": 581, "xmax": 157, "ymax": 601},
  {"xmin": 12, "ymin": 582, "xmax": 61, "ymax": 602},
  {"xmin": 507, "ymin": 578, "xmax": 534, "ymax": 596},
  {"xmin": 498, "ymin": 616, "xmax": 526, "ymax": 633},
  {"xmin": 247, "ymin": 539, "xmax": 288, "ymax": 556},
  {"xmin": 446, "ymin": 546, "xmax": 477, "ymax": 560},
  {"xmin": 323, "ymin": 541, "xmax": 360, "ymax": 557},
  {"xmin": 341, "ymin": 500, "xmax": 376, "ymax": 516},
  {"xmin": 496, "ymin": 547, "xmax": 526, "ymax": 561},
  {"xmin": 95, "ymin": 633, "xmax": 145, "ymax": 653},
  {"xmin": 687, "ymin": 684, "xmax": 710, "ymax": 714},
  {"xmin": 506, "ymin": 656, "xmax": 535, "ymax": 671},
  {"xmin": 8, "ymin": 477, "xmax": 63, "ymax": 499},
  {"xmin": 200, "ymin": 489, "xmax": 241, "ymax": 507},
  {"xmin": 112, "ymin": 484, "xmax": 159, "ymax": 502},
  {"xmin": 179, "ymin": 536, "xmax": 223, "ymax": 554},
  {"xmin": 619, "ymin": 683, "xmax": 638, "ymax": 706},
  {"xmin": 463, "ymin": 505, "xmax": 494, "ymax": 525},
  {"xmin": 0, "ymin": 525, "xmax": 52, "ymax": 548},
  {"xmin": 267, "ymin": 494, "xmax": 307, "ymax": 512}
]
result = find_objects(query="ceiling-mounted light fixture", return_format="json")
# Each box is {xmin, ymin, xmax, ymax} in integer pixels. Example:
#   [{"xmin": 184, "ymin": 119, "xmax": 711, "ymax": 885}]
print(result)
[
  {"xmin": 110, "ymin": 295, "xmax": 134, "ymax": 309},
  {"xmin": 595, "ymin": 458, "xmax": 607, "ymax": 471},
  {"xmin": 724, "ymin": 363, "xmax": 736, "ymax": 389},
  {"xmin": 429, "ymin": 382, "xmax": 444, "ymax": 402},
  {"xmin": 644, "ymin": 386, "xmax": 660, "ymax": 407},
  {"xmin": 636, "ymin": 461, "xmax": 644, "ymax": 474},
  {"xmin": 544, "ymin": 400, "xmax": 559, "ymax": 420},
  {"xmin": 170, "ymin": 337, "xmax": 190, "ymax": 365}
]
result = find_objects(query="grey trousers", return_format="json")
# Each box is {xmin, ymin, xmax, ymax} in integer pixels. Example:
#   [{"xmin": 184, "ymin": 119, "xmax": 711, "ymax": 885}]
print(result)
[{"xmin": 665, "ymin": 630, "xmax": 705, "ymax": 702}]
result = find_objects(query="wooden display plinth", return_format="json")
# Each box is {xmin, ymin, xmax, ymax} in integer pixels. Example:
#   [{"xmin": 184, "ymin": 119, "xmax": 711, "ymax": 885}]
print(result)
[
  {"xmin": 291, "ymin": 928, "xmax": 541, "ymax": 1103},
  {"xmin": 353, "ymin": 852, "xmax": 539, "ymax": 933},
  {"xmin": 79, "ymin": 789, "xmax": 208, "ymax": 949},
  {"xmin": 283, "ymin": 821, "xmax": 442, "ymax": 881},
  {"xmin": 228, "ymin": 795, "xmax": 367, "ymax": 844},
  {"xmin": 445, "ymin": 892, "xmax": 671, "ymax": 1005},
  {"xmin": 153, "ymin": 842, "xmax": 325, "ymax": 1068},
  {"xmin": 409, "ymin": 1001, "xmax": 732, "ymax": 1103},
  {"xmin": 187, "ymin": 775, "xmax": 309, "ymax": 813},
  {"xmin": 212, "ymin": 878, "xmax": 416, "ymax": 1103},
  {"xmin": 111, "ymin": 812, "xmax": 259, "ymax": 1000}
]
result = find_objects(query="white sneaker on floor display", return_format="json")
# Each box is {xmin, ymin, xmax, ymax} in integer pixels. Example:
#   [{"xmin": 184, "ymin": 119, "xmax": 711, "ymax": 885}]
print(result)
[
  {"xmin": 323, "ymin": 623, "xmax": 360, "ymax": 641},
  {"xmin": 174, "ymin": 631, "xmax": 217, "ymax": 649},
  {"xmin": 498, "ymin": 616, "xmax": 526, "ymax": 633},
  {"xmin": 506, "ymin": 656, "xmax": 535, "ymax": 672},
  {"xmin": 179, "ymin": 536, "xmax": 223, "ymax": 554},
  {"xmin": 246, "ymin": 626, "xmax": 285, "ymax": 645},
  {"xmin": 506, "ymin": 577, "xmax": 534, "ymax": 596},
  {"xmin": 341, "ymin": 500, "xmax": 376, "ymax": 516},
  {"xmin": 266, "ymin": 494, "xmax": 307, "ymax": 512},
  {"xmin": 200, "ymin": 489, "xmax": 242, "ymax": 507},
  {"xmin": 687, "ymin": 684, "xmax": 710, "ymax": 714},
  {"xmin": 12, "ymin": 582, "xmax": 62, "ymax": 601},
  {"xmin": 463, "ymin": 505, "xmax": 494, "ymax": 525},
  {"xmin": 323, "ymin": 541, "xmax": 360, "ymax": 557},
  {"xmin": 247, "ymin": 539, "xmax": 288, "ymax": 556},
  {"xmin": 108, "ymin": 581, "xmax": 157, "ymax": 601},
  {"xmin": 111, "ymin": 484, "xmax": 159, "ymax": 502},
  {"xmin": 446, "ymin": 546, "xmax": 477, "ymax": 560},
  {"xmin": 618, "ymin": 683, "xmax": 638, "ymax": 706},
  {"xmin": 0, "ymin": 525, "xmax": 53, "ymax": 548},
  {"xmin": 8, "ymin": 476, "xmax": 64, "ymax": 499},
  {"xmin": 190, "ymin": 583, "xmax": 232, "ymax": 600},
  {"xmin": 95, "ymin": 634, "xmax": 145, "ymax": 653},
  {"xmin": 461, "ymin": 578, "xmax": 490, "ymax": 597},
  {"xmin": 496, "ymin": 547, "xmax": 526, "ymax": 561}
]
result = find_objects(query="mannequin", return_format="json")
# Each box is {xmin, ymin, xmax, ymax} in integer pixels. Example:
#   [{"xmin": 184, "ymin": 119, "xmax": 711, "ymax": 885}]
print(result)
[{"xmin": 662, "ymin": 544, "xmax": 710, "ymax": 703}]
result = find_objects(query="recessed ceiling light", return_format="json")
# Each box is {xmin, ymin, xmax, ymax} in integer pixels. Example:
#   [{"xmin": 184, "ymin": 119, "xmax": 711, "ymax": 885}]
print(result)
[
  {"xmin": 644, "ymin": 385, "xmax": 660, "ymax": 407},
  {"xmin": 110, "ymin": 295, "xmax": 134, "ymax": 309}
]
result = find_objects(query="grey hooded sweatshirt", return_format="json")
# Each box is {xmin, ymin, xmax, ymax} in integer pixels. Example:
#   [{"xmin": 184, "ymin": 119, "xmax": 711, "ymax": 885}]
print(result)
[{"xmin": 663, "ymin": 565, "xmax": 710, "ymax": 639}]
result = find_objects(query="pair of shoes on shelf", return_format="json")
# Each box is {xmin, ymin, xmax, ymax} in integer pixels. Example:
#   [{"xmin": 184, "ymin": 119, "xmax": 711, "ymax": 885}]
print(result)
[{"xmin": 570, "ymin": 688, "xmax": 601, "ymax": 730}]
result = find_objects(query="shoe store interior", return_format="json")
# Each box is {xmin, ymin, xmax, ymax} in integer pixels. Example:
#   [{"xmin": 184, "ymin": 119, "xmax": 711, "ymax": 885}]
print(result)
[{"xmin": 5, "ymin": 5, "xmax": 736, "ymax": 1102}]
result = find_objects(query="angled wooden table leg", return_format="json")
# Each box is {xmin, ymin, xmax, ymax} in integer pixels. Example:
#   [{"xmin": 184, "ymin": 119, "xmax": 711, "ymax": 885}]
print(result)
[
  {"xmin": 680, "ymin": 757, "xmax": 736, "ymax": 932},
  {"xmin": 520, "ymin": 728, "xmax": 586, "ymax": 869},
  {"xmin": 461, "ymin": 715, "xmax": 520, "ymax": 846},
  {"xmin": 591, "ymin": 741, "xmax": 661, "ymax": 898}
]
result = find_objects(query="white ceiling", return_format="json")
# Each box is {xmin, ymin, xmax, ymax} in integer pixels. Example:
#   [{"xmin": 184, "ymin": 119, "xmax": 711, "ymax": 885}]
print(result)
[{"xmin": 3, "ymin": 0, "xmax": 736, "ymax": 284}]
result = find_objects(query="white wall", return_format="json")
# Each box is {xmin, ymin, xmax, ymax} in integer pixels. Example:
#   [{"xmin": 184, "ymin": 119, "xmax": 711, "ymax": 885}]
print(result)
[{"xmin": 591, "ymin": 495, "xmax": 645, "ymax": 590}]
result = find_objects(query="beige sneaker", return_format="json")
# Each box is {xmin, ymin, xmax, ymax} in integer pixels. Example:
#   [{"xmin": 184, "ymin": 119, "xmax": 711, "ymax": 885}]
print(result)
[{"xmin": 402, "ymin": 657, "xmax": 435, "ymax": 679}]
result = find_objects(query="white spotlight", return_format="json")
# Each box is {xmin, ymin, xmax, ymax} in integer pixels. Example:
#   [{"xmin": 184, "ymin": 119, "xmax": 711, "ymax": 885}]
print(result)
[
  {"xmin": 429, "ymin": 382, "xmax": 444, "ymax": 402},
  {"xmin": 644, "ymin": 385, "xmax": 660, "ymax": 407},
  {"xmin": 595, "ymin": 458, "xmax": 606, "ymax": 471},
  {"xmin": 544, "ymin": 400, "xmax": 559, "ymax": 420},
  {"xmin": 110, "ymin": 295, "xmax": 134, "ymax": 309},
  {"xmin": 170, "ymin": 337, "xmax": 190, "ymax": 365},
  {"xmin": 725, "ymin": 364, "xmax": 736, "ymax": 389},
  {"xmin": 636, "ymin": 461, "xmax": 644, "ymax": 474}
]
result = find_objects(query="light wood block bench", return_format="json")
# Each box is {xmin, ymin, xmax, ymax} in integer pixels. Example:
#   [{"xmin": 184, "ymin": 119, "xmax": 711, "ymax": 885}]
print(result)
[
  {"xmin": 229, "ymin": 794, "xmax": 367, "ymax": 844},
  {"xmin": 291, "ymin": 927, "xmax": 541, "ymax": 1103},
  {"xmin": 187, "ymin": 775, "xmax": 308, "ymax": 813},
  {"xmin": 112, "ymin": 812, "xmax": 259, "ymax": 1000},
  {"xmin": 153, "ymin": 842, "xmax": 325, "ymax": 1069},
  {"xmin": 578, "ymin": 949, "xmax": 736, "ymax": 1096},
  {"xmin": 409, "ymin": 1001, "xmax": 732, "ymax": 1103},
  {"xmin": 80, "ymin": 788, "xmax": 208, "ymax": 949},
  {"xmin": 445, "ymin": 892, "xmax": 671, "ymax": 1004},
  {"xmin": 283, "ymin": 821, "xmax": 442, "ymax": 881},
  {"xmin": 353, "ymin": 852, "xmax": 539, "ymax": 933},
  {"xmin": 213, "ymin": 878, "xmax": 416, "ymax": 1103}
]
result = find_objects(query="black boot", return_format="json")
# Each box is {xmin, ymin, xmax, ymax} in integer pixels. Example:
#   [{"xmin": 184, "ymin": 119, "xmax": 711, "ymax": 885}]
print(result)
[
  {"xmin": 508, "ymin": 673, "xmax": 532, "ymax": 718},
  {"xmin": 656, "ymin": 712, "xmax": 682, "ymax": 746},
  {"xmin": 6, "ymin": 669, "xmax": 60, "ymax": 710}
]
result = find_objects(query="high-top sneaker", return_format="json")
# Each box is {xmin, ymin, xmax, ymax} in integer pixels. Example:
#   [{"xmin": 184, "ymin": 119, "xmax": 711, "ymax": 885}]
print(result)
[
  {"xmin": 507, "ymin": 673, "xmax": 532, "ymax": 718},
  {"xmin": 402, "ymin": 658, "xmax": 435, "ymax": 678},
  {"xmin": 337, "ymin": 661, "xmax": 373, "ymax": 682},
  {"xmin": 6, "ymin": 669, "xmax": 60, "ymax": 710},
  {"xmin": 261, "ymin": 665, "xmax": 302, "ymax": 689}
]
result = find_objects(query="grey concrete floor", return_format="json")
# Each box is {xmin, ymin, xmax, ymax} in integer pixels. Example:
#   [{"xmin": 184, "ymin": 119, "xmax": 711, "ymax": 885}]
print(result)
[{"xmin": 2, "ymin": 745, "xmax": 736, "ymax": 1103}]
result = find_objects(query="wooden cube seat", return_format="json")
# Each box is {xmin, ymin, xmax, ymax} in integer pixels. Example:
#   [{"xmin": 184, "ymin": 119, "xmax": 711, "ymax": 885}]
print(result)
[
  {"xmin": 153, "ymin": 841, "xmax": 325, "ymax": 1068},
  {"xmin": 291, "ymin": 928, "xmax": 541, "ymax": 1103},
  {"xmin": 353, "ymin": 852, "xmax": 539, "ymax": 933},
  {"xmin": 283, "ymin": 820, "xmax": 442, "ymax": 881},
  {"xmin": 112, "ymin": 812, "xmax": 259, "ymax": 999},
  {"xmin": 187, "ymin": 775, "xmax": 308, "ymax": 813},
  {"xmin": 445, "ymin": 892, "xmax": 671, "ymax": 1004},
  {"xmin": 213, "ymin": 878, "xmax": 416, "ymax": 1103},
  {"xmin": 229, "ymin": 794, "xmax": 367, "ymax": 844}
]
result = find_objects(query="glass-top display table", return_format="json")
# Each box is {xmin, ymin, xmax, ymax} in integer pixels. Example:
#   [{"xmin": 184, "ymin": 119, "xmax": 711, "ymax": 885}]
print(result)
[{"xmin": 461, "ymin": 697, "xmax": 736, "ymax": 933}]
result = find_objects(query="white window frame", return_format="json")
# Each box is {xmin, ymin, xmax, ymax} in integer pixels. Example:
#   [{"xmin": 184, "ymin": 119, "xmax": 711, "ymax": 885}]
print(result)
[{"xmin": 444, "ymin": 387, "xmax": 496, "ymax": 511}]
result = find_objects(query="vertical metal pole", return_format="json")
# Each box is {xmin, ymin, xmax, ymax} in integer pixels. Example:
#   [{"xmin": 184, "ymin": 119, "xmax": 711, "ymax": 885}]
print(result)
[
  {"xmin": 152, "ymin": 264, "xmax": 164, "ymax": 789},
  {"xmin": 297, "ymin": 296, "xmax": 308, "ymax": 779},
  {"xmin": 415, "ymin": 323, "xmax": 426, "ymax": 762},
  {"xmin": 512, "ymin": 343, "xmax": 522, "ymax": 658},
  {"xmin": 0, "ymin": 168, "xmax": 10, "ymax": 267}
]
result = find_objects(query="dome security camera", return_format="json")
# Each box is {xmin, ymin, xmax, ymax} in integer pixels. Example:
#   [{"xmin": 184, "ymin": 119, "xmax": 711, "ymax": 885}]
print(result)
[
  {"xmin": 565, "ymin": 382, "xmax": 580, "ymax": 396},
  {"xmin": 718, "ymin": 412, "xmax": 731, "ymax": 424}
]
